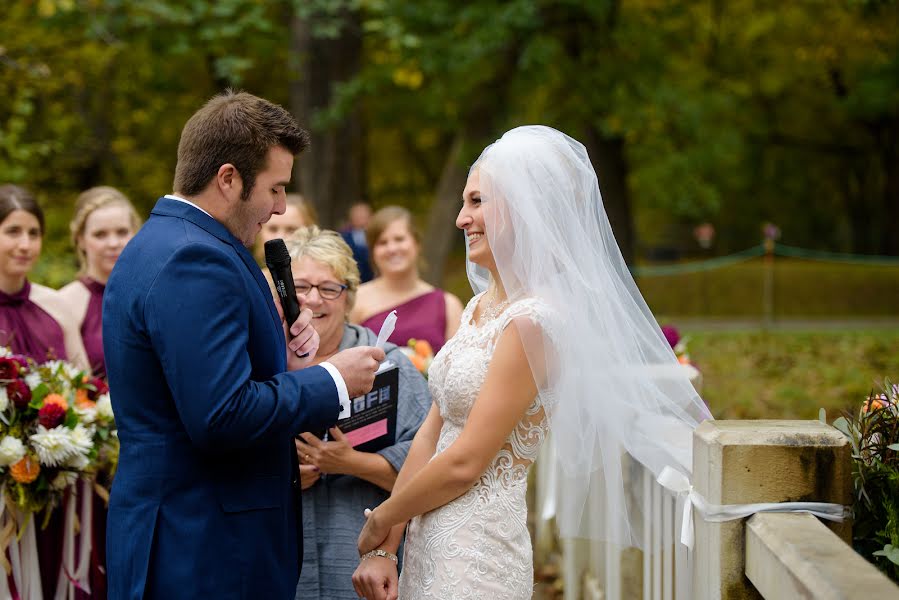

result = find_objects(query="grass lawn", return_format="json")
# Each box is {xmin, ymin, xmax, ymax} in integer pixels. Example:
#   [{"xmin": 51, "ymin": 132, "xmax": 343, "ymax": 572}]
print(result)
[{"xmin": 685, "ymin": 328, "xmax": 899, "ymax": 420}]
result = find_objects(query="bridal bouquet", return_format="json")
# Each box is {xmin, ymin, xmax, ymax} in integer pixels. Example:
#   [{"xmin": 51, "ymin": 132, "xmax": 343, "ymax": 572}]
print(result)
[
  {"xmin": 0, "ymin": 349, "xmax": 117, "ymax": 599},
  {"xmin": 0, "ymin": 349, "xmax": 117, "ymax": 522}
]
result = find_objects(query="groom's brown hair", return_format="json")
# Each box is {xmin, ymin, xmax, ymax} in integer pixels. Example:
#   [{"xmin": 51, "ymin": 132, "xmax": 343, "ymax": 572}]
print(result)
[{"xmin": 173, "ymin": 90, "xmax": 309, "ymax": 201}]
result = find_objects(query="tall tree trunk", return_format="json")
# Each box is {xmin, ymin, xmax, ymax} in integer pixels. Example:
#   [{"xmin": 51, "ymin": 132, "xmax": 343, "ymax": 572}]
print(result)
[
  {"xmin": 421, "ymin": 52, "xmax": 520, "ymax": 284},
  {"xmin": 583, "ymin": 127, "xmax": 635, "ymax": 265},
  {"xmin": 422, "ymin": 136, "xmax": 470, "ymax": 285},
  {"xmin": 288, "ymin": 9, "xmax": 365, "ymax": 229}
]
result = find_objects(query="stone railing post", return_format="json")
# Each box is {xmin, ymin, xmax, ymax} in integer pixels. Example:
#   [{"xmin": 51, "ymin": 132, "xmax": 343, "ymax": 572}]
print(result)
[{"xmin": 691, "ymin": 420, "xmax": 851, "ymax": 600}]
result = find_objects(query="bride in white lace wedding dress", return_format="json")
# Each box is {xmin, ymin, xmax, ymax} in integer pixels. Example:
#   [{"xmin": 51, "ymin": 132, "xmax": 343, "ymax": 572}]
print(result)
[
  {"xmin": 398, "ymin": 292, "xmax": 553, "ymax": 598},
  {"xmin": 353, "ymin": 126, "xmax": 710, "ymax": 600}
]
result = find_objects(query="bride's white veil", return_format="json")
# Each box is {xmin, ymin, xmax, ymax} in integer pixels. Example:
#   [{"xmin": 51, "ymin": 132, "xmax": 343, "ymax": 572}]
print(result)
[{"xmin": 467, "ymin": 126, "xmax": 712, "ymax": 546}]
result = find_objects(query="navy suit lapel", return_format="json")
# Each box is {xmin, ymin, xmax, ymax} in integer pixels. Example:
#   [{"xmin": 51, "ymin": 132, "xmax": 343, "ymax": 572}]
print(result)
[{"xmin": 150, "ymin": 198, "xmax": 286, "ymax": 364}]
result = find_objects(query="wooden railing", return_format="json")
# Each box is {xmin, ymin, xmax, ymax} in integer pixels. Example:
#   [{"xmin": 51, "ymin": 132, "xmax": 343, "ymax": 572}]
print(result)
[{"xmin": 532, "ymin": 420, "xmax": 899, "ymax": 600}]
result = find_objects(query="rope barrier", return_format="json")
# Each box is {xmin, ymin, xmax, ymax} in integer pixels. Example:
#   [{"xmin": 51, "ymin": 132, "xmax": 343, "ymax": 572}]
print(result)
[
  {"xmin": 773, "ymin": 243, "xmax": 899, "ymax": 266},
  {"xmin": 632, "ymin": 245, "xmax": 765, "ymax": 276},
  {"xmin": 633, "ymin": 243, "xmax": 899, "ymax": 277}
]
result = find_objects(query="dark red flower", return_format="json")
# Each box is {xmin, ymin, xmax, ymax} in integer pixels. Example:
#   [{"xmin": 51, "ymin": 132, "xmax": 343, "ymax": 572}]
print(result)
[
  {"xmin": 38, "ymin": 402, "xmax": 66, "ymax": 429},
  {"xmin": 0, "ymin": 357, "xmax": 21, "ymax": 381},
  {"xmin": 661, "ymin": 325, "xmax": 680, "ymax": 349},
  {"xmin": 7, "ymin": 380, "xmax": 32, "ymax": 409},
  {"xmin": 86, "ymin": 377, "xmax": 109, "ymax": 401}
]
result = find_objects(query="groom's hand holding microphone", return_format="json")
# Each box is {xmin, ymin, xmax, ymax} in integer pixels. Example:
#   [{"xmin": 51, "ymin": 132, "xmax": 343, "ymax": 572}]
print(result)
[{"xmin": 267, "ymin": 238, "xmax": 385, "ymax": 394}]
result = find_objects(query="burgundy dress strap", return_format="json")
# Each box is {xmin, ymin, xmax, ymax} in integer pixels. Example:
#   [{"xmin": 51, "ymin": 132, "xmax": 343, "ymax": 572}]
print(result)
[
  {"xmin": 0, "ymin": 280, "xmax": 68, "ymax": 363},
  {"xmin": 78, "ymin": 277, "xmax": 106, "ymax": 379},
  {"xmin": 361, "ymin": 288, "xmax": 447, "ymax": 352}
]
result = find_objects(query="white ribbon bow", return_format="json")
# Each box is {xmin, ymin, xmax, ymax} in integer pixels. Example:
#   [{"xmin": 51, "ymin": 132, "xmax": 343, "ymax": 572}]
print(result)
[{"xmin": 656, "ymin": 466, "xmax": 850, "ymax": 550}]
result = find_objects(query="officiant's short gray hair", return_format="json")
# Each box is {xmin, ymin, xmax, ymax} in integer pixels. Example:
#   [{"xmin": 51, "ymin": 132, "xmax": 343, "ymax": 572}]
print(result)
[{"xmin": 284, "ymin": 226, "xmax": 360, "ymax": 311}]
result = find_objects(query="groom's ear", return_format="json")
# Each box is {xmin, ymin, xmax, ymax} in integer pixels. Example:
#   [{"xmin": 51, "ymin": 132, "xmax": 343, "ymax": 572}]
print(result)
[{"xmin": 216, "ymin": 163, "xmax": 242, "ymax": 202}]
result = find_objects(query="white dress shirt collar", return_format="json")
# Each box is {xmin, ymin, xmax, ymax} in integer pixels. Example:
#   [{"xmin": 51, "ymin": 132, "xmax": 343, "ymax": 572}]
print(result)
[{"xmin": 164, "ymin": 194, "xmax": 213, "ymax": 219}]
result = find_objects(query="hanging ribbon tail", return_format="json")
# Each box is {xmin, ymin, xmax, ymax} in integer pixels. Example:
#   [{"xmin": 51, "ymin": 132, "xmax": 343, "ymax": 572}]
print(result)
[
  {"xmin": 657, "ymin": 466, "xmax": 695, "ymax": 550},
  {"xmin": 656, "ymin": 465, "xmax": 850, "ymax": 552}
]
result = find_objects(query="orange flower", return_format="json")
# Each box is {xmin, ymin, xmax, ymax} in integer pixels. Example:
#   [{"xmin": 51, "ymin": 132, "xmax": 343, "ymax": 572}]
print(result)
[
  {"xmin": 75, "ymin": 388, "xmax": 95, "ymax": 409},
  {"xmin": 863, "ymin": 397, "xmax": 885, "ymax": 412},
  {"xmin": 413, "ymin": 339, "xmax": 433, "ymax": 359},
  {"xmin": 10, "ymin": 455, "xmax": 40, "ymax": 484},
  {"xmin": 409, "ymin": 353, "xmax": 427, "ymax": 372},
  {"xmin": 43, "ymin": 393, "xmax": 68, "ymax": 411}
]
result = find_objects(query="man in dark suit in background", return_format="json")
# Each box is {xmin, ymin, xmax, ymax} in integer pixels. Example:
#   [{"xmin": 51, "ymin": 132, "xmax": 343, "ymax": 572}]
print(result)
[
  {"xmin": 103, "ymin": 91, "xmax": 385, "ymax": 599},
  {"xmin": 341, "ymin": 201, "xmax": 374, "ymax": 283}
]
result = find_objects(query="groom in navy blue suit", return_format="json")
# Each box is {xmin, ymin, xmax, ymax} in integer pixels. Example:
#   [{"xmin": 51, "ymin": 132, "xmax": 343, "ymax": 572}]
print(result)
[{"xmin": 103, "ymin": 91, "xmax": 385, "ymax": 599}]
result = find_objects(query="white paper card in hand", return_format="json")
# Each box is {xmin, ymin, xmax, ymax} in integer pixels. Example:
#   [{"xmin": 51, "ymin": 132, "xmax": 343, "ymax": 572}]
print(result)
[{"xmin": 375, "ymin": 310, "xmax": 397, "ymax": 350}]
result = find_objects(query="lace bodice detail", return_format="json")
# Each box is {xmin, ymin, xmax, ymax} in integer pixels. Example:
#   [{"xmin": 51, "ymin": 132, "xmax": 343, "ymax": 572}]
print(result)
[
  {"xmin": 398, "ymin": 293, "xmax": 554, "ymax": 599},
  {"xmin": 429, "ymin": 294, "xmax": 553, "ymax": 483}
]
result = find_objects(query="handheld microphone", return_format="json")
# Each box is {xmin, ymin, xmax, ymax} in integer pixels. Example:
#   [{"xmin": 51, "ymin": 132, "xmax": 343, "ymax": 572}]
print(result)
[{"xmin": 264, "ymin": 238, "xmax": 302, "ymax": 330}]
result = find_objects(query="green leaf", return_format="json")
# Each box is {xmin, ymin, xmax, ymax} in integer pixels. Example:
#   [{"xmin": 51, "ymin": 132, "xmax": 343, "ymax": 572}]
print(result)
[
  {"xmin": 30, "ymin": 383, "xmax": 49, "ymax": 405},
  {"xmin": 873, "ymin": 544, "xmax": 899, "ymax": 566},
  {"xmin": 832, "ymin": 416, "xmax": 851, "ymax": 437},
  {"xmin": 64, "ymin": 410, "xmax": 78, "ymax": 429},
  {"xmin": 98, "ymin": 428, "xmax": 109, "ymax": 441}
]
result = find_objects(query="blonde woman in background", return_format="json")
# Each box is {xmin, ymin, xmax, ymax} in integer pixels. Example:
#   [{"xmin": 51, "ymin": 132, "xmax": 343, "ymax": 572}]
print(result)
[
  {"xmin": 59, "ymin": 186, "xmax": 141, "ymax": 379},
  {"xmin": 351, "ymin": 206, "xmax": 462, "ymax": 354},
  {"xmin": 254, "ymin": 192, "xmax": 316, "ymax": 262}
]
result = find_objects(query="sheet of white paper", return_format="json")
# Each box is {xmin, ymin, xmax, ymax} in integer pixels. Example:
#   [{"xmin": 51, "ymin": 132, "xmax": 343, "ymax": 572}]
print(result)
[{"xmin": 375, "ymin": 310, "xmax": 397, "ymax": 350}]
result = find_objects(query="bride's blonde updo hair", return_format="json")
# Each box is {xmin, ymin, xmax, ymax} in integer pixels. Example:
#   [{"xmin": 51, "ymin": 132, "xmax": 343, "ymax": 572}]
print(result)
[{"xmin": 70, "ymin": 186, "xmax": 142, "ymax": 272}]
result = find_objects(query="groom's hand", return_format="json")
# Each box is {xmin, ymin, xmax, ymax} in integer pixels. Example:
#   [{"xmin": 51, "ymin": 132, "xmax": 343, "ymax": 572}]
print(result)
[
  {"xmin": 352, "ymin": 555, "xmax": 398, "ymax": 600},
  {"xmin": 277, "ymin": 304, "xmax": 320, "ymax": 370},
  {"xmin": 328, "ymin": 346, "xmax": 386, "ymax": 398}
]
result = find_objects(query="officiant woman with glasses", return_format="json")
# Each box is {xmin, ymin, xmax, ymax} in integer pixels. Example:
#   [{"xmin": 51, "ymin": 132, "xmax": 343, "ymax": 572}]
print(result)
[{"xmin": 271, "ymin": 226, "xmax": 431, "ymax": 600}]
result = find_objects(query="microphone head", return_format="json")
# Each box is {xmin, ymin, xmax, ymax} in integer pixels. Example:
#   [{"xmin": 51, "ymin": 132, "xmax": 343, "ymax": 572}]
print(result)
[{"xmin": 264, "ymin": 238, "xmax": 291, "ymax": 269}]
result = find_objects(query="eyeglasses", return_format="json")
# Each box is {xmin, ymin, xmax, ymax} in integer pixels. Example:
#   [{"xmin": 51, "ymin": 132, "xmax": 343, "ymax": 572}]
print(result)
[{"xmin": 294, "ymin": 280, "xmax": 348, "ymax": 300}]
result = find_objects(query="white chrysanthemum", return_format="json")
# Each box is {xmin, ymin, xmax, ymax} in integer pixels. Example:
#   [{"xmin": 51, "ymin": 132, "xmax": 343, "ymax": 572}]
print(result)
[
  {"xmin": 44, "ymin": 360, "xmax": 81, "ymax": 380},
  {"xmin": 51, "ymin": 470, "xmax": 78, "ymax": 490},
  {"xmin": 96, "ymin": 394, "xmax": 114, "ymax": 420},
  {"xmin": 0, "ymin": 436, "xmax": 25, "ymax": 466},
  {"xmin": 74, "ymin": 404, "xmax": 97, "ymax": 424},
  {"xmin": 29, "ymin": 425, "xmax": 83, "ymax": 467},
  {"xmin": 65, "ymin": 453, "xmax": 89, "ymax": 470},
  {"xmin": 0, "ymin": 347, "xmax": 10, "ymax": 358},
  {"xmin": 24, "ymin": 372, "xmax": 41, "ymax": 390},
  {"xmin": 0, "ymin": 388, "xmax": 8, "ymax": 413},
  {"xmin": 70, "ymin": 424, "xmax": 94, "ymax": 453}
]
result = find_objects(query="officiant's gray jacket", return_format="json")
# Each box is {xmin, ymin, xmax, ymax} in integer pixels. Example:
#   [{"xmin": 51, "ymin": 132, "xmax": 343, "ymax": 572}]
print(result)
[{"xmin": 296, "ymin": 324, "xmax": 431, "ymax": 600}]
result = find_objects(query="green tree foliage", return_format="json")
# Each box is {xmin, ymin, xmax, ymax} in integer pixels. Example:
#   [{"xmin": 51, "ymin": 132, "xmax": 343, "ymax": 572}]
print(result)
[{"xmin": 1, "ymin": 0, "xmax": 897, "ymax": 288}]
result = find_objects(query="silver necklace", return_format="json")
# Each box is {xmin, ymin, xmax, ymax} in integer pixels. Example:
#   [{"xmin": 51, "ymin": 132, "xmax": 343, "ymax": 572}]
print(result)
[{"xmin": 480, "ymin": 293, "xmax": 510, "ymax": 322}]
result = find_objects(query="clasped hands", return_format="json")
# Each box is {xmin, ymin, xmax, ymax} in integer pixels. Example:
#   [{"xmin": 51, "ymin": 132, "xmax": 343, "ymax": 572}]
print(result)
[
  {"xmin": 295, "ymin": 427, "xmax": 355, "ymax": 489},
  {"xmin": 352, "ymin": 507, "xmax": 397, "ymax": 600}
]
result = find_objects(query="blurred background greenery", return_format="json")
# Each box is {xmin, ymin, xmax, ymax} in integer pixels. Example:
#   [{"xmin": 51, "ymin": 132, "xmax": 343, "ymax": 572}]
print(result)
[{"xmin": 2, "ymin": 0, "xmax": 897, "ymax": 419}]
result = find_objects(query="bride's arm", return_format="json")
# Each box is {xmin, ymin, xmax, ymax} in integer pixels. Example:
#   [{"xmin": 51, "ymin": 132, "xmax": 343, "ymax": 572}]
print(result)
[
  {"xmin": 358, "ymin": 318, "xmax": 541, "ymax": 554},
  {"xmin": 368, "ymin": 401, "xmax": 443, "ymax": 552},
  {"xmin": 352, "ymin": 402, "xmax": 443, "ymax": 599}
]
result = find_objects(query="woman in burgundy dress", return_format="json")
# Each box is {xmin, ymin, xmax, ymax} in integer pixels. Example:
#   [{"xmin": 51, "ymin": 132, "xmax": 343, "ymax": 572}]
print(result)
[
  {"xmin": 59, "ymin": 186, "xmax": 141, "ymax": 379},
  {"xmin": 0, "ymin": 184, "xmax": 90, "ymax": 598},
  {"xmin": 0, "ymin": 184, "xmax": 88, "ymax": 367},
  {"xmin": 58, "ymin": 186, "xmax": 140, "ymax": 600},
  {"xmin": 350, "ymin": 206, "xmax": 463, "ymax": 354}
]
